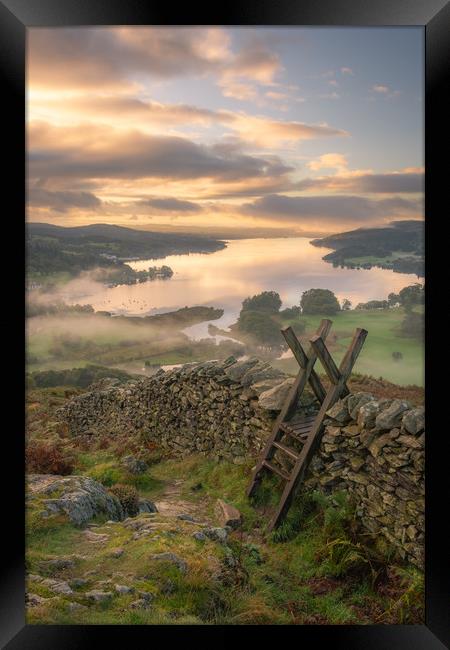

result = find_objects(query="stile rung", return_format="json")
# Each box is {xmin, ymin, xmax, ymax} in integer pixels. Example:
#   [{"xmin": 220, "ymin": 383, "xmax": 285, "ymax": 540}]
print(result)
[
  {"xmin": 272, "ymin": 441, "xmax": 300, "ymax": 460},
  {"xmin": 262, "ymin": 460, "xmax": 291, "ymax": 481}
]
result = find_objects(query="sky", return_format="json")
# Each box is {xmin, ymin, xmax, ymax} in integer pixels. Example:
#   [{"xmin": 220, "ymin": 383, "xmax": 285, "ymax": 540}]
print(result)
[{"xmin": 27, "ymin": 26, "xmax": 424, "ymax": 235}]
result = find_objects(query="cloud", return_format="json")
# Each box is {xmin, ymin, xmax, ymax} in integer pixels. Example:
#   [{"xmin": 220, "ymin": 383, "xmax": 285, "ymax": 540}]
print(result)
[
  {"xmin": 228, "ymin": 115, "xmax": 348, "ymax": 147},
  {"xmin": 138, "ymin": 197, "xmax": 203, "ymax": 213},
  {"xmin": 29, "ymin": 27, "xmax": 283, "ymax": 102},
  {"xmin": 296, "ymin": 171, "xmax": 424, "ymax": 194},
  {"xmin": 340, "ymin": 67, "xmax": 354, "ymax": 75},
  {"xmin": 242, "ymin": 193, "xmax": 422, "ymax": 224},
  {"xmin": 307, "ymin": 153, "xmax": 348, "ymax": 172},
  {"xmin": 28, "ymin": 122, "xmax": 294, "ymax": 183},
  {"xmin": 28, "ymin": 188, "xmax": 102, "ymax": 212},
  {"xmin": 371, "ymin": 84, "xmax": 389, "ymax": 93}
]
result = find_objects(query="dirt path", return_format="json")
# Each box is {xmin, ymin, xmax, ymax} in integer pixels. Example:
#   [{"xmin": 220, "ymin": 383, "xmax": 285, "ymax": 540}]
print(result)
[{"xmin": 154, "ymin": 479, "xmax": 214, "ymax": 524}]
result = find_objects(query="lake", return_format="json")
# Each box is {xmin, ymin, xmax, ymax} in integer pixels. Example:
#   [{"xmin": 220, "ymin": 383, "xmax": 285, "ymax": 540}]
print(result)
[{"xmin": 59, "ymin": 237, "xmax": 423, "ymax": 341}]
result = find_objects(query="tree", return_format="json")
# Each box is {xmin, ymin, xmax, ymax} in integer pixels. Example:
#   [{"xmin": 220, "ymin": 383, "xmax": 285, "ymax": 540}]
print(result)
[
  {"xmin": 300, "ymin": 289, "xmax": 340, "ymax": 315},
  {"xmin": 387, "ymin": 292, "xmax": 400, "ymax": 307},
  {"xmin": 355, "ymin": 299, "xmax": 389, "ymax": 310},
  {"xmin": 341, "ymin": 298, "xmax": 352, "ymax": 311},
  {"xmin": 398, "ymin": 283, "xmax": 424, "ymax": 308},
  {"xmin": 237, "ymin": 310, "xmax": 281, "ymax": 345},
  {"xmin": 241, "ymin": 291, "xmax": 282, "ymax": 313},
  {"xmin": 401, "ymin": 310, "xmax": 424, "ymax": 339}
]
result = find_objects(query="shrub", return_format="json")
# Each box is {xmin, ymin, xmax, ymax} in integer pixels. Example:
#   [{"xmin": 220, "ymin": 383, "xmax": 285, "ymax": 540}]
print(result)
[
  {"xmin": 109, "ymin": 483, "xmax": 139, "ymax": 516},
  {"xmin": 26, "ymin": 441, "xmax": 74, "ymax": 475}
]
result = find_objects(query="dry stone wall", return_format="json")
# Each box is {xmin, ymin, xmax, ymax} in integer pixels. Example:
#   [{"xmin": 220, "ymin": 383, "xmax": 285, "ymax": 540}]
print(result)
[
  {"xmin": 57, "ymin": 358, "xmax": 424, "ymax": 566},
  {"xmin": 57, "ymin": 357, "xmax": 307, "ymax": 463},
  {"xmin": 306, "ymin": 393, "xmax": 425, "ymax": 567}
]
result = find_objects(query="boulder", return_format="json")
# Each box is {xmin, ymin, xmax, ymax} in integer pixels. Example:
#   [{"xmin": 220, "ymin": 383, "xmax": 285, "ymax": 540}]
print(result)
[
  {"xmin": 250, "ymin": 378, "xmax": 286, "ymax": 396},
  {"xmin": 402, "ymin": 407, "xmax": 425, "ymax": 435},
  {"xmin": 138, "ymin": 498, "xmax": 158, "ymax": 514},
  {"xmin": 85, "ymin": 590, "xmax": 113, "ymax": 603},
  {"xmin": 375, "ymin": 400, "xmax": 412, "ymax": 430},
  {"xmin": 258, "ymin": 378, "xmax": 295, "ymax": 411},
  {"xmin": 326, "ymin": 399, "xmax": 351, "ymax": 424},
  {"xmin": 27, "ymin": 475, "xmax": 124, "ymax": 526},
  {"xmin": 347, "ymin": 393, "xmax": 375, "ymax": 420},
  {"xmin": 203, "ymin": 527, "xmax": 228, "ymax": 543},
  {"xmin": 121, "ymin": 455, "xmax": 148, "ymax": 475},
  {"xmin": 150, "ymin": 552, "xmax": 188, "ymax": 574},
  {"xmin": 215, "ymin": 499, "xmax": 242, "ymax": 529},
  {"xmin": 357, "ymin": 401, "xmax": 380, "ymax": 429}
]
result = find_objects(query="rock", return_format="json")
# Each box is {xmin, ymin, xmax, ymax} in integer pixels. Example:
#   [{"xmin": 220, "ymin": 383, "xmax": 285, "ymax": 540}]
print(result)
[
  {"xmin": 27, "ymin": 474, "xmax": 124, "ymax": 526},
  {"xmin": 347, "ymin": 393, "xmax": 375, "ymax": 420},
  {"xmin": 138, "ymin": 498, "xmax": 158, "ymax": 514},
  {"xmin": 39, "ymin": 557, "xmax": 78, "ymax": 572},
  {"xmin": 41, "ymin": 578, "xmax": 73, "ymax": 595},
  {"xmin": 150, "ymin": 552, "xmax": 188, "ymax": 574},
  {"xmin": 121, "ymin": 455, "xmax": 148, "ymax": 475},
  {"xmin": 402, "ymin": 407, "xmax": 425, "ymax": 434},
  {"xmin": 110, "ymin": 548, "xmax": 124, "ymax": 558},
  {"xmin": 68, "ymin": 602, "xmax": 87, "ymax": 612},
  {"xmin": 349, "ymin": 456, "xmax": 365, "ymax": 472},
  {"xmin": 240, "ymin": 364, "xmax": 285, "ymax": 388},
  {"xmin": 177, "ymin": 513, "xmax": 195, "ymax": 522},
  {"xmin": 258, "ymin": 378, "xmax": 295, "ymax": 411},
  {"xmin": 224, "ymin": 358, "xmax": 259, "ymax": 382},
  {"xmin": 326, "ymin": 399, "xmax": 351, "ymax": 424},
  {"xmin": 84, "ymin": 530, "xmax": 109, "ymax": 544},
  {"xmin": 203, "ymin": 527, "xmax": 228, "ymax": 543},
  {"xmin": 27, "ymin": 593, "xmax": 47, "ymax": 607},
  {"xmin": 130, "ymin": 599, "xmax": 150, "ymax": 609},
  {"xmin": 115, "ymin": 584, "xmax": 133, "ymax": 594},
  {"xmin": 250, "ymin": 378, "xmax": 286, "ymax": 396},
  {"xmin": 137, "ymin": 590, "xmax": 154, "ymax": 602},
  {"xmin": 85, "ymin": 590, "xmax": 113, "ymax": 603},
  {"xmin": 215, "ymin": 499, "xmax": 242, "ymax": 529},
  {"xmin": 69, "ymin": 578, "xmax": 89, "ymax": 589},
  {"xmin": 28, "ymin": 574, "xmax": 43, "ymax": 583},
  {"xmin": 357, "ymin": 401, "xmax": 380, "ymax": 429},
  {"xmin": 192, "ymin": 531, "xmax": 207, "ymax": 541},
  {"xmin": 375, "ymin": 400, "xmax": 411, "ymax": 430}
]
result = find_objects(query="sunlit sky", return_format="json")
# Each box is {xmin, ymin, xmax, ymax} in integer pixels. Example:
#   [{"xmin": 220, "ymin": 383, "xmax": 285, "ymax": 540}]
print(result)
[{"xmin": 27, "ymin": 26, "xmax": 424, "ymax": 235}]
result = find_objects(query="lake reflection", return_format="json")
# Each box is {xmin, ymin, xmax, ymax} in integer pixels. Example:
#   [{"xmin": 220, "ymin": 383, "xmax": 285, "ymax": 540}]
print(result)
[{"xmin": 62, "ymin": 237, "xmax": 423, "ymax": 337}]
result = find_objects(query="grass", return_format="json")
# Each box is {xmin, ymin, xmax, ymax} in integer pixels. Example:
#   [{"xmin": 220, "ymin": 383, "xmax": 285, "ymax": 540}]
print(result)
[
  {"xmin": 26, "ymin": 449, "xmax": 424, "ymax": 625},
  {"xmin": 25, "ymin": 385, "xmax": 424, "ymax": 626},
  {"xmin": 274, "ymin": 307, "xmax": 424, "ymax": 386}
]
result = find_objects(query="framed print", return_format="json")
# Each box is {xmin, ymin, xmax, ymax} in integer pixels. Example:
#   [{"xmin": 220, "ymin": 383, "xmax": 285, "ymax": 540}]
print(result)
[{"xmin": 1, "ymin": 0, "xmax": 449, "ymax": 647}]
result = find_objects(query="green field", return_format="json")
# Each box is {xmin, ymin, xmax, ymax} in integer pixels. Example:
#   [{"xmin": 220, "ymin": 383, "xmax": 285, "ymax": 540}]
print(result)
[{"xmin": 274, "ymin": 307, "xmax": 424, "ymax": 387}]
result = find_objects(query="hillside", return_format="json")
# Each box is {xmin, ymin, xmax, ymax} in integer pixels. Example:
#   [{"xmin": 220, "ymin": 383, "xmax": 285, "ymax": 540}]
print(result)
[
  {"xmin": 311, "ymin": 221, "xmax": 424, "ymax": 277},
  {"xmin": 26, "ymin": 223, "xmax": 226, "ymax": 279}
]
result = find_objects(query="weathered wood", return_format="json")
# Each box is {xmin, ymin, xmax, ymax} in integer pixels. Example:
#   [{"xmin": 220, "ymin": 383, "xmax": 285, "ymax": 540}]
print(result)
[
  {"xmin": 247, "ymin": 319, "xmax": 331, "ymax": 498},
  {"xmin": 263, "ymin": 460, "xmax": 291, "ymax": 481},
  {"xmin": 272, "ymin": 441, "xmax": 300, "ymax": 460},
  {"xmin": 282, "ymin": 326, "xmax": 329, "ymax": 403},
  {"xmin": 266, "ymin": 327, "xmax": 368, "ymax": 532},
  {"xmin": 309, "ymin": 334, "xmax": 341, "ymax": 384}
]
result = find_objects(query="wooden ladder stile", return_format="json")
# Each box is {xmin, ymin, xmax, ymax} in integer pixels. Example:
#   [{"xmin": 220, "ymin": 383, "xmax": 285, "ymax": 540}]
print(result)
[
  {"xmin": 247, "ymin": 318, "xmax": 331, "ymax": 499},
  {"xmin": 247, "ymin": 321, "xmax": 368, "ymax": 533}
]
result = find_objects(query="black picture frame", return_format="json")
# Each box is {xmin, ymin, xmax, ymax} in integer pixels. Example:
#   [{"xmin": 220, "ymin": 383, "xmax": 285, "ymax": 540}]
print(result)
[{"xmin": 1, "ymin": 1, "xmax": 448, "ymax": 647}]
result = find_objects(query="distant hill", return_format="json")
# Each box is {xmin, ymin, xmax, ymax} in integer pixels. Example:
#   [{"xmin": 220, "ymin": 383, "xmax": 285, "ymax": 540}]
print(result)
[
  {"xmin": 311, "ymin": 220, "xmax": 424, "ymax": 277},
  {"xmin": 26, "ymin": 222, "xmax": 226, "ymax": 278}
]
